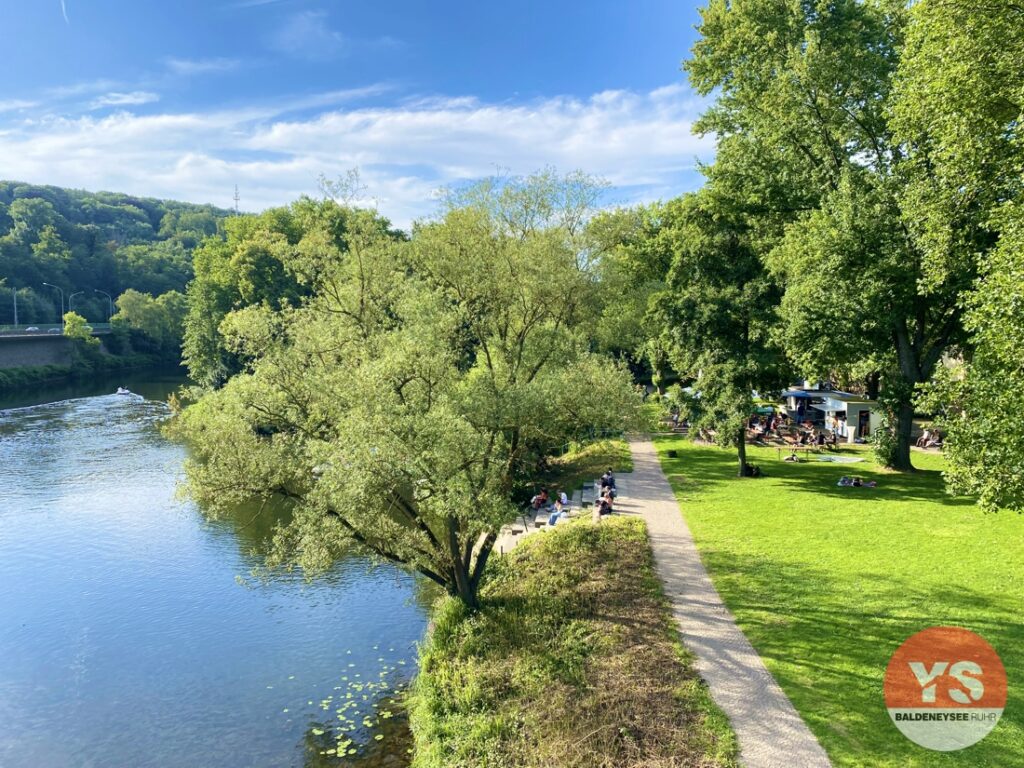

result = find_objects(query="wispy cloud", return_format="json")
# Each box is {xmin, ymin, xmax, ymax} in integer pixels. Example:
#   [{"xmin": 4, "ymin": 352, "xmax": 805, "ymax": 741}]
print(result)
[
  {"xmin": 47, "ymin": 79, "xmax": 122, "ymax": 99},
  {"xmin": 89, "ymin": 91, "xmax": 160, "ymax": 109},
  {"xmin": 0, "ymin": 100, "xmax": 39, "ymax": 113},
  {"xmin": 270, "ymin": 11, "xmax": 346, "ymax": 61},
  {"xmin": 166, "ymin": 57, "xmax": 241, "ymax": 76},
  {"xmin": 60, "ymin": 0, "xmax": 69, "ymax": 24},
  {"xmin": 0, "ymin": 84, "xmax": 712, "ymax": 228}
]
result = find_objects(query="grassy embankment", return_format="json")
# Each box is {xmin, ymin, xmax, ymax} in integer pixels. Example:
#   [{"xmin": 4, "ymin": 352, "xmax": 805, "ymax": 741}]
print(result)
[
  {"xmin": 655, "ymin": 436, "xmax": 1023, "ymax": 768},
  {"xmin": 408, "ymin": 516, "xmax": 737, "ymax": 768},
  {"xmin": 0, "ymin": 352, "xmax": 166, "ymax": 392},
  {"xmin": 534, "ymin": 438, "xmax": 633, "ymax": 496}
]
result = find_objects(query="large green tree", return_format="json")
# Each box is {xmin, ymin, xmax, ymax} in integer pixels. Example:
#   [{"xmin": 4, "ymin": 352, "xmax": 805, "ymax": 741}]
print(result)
[
  {"xmin": 172, "ymin": 174, "xmax": 639, "ymax": 609},
  {"xmin": 687, "ymin": 0, "xmax": 964, "ymax": 470},
  {"xmin": 894, "ymin": 1, "xmax": 1024, "ymax": 509},
  {"xmin": 654, "ymin": 192, "xmax": 789, "ymax": 477}
]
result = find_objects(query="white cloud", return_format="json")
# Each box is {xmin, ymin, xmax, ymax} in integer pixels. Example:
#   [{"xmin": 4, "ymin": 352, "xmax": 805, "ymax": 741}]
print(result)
[
  {"xmin": 89, "ymin": 91, "xmax": 160, "ymax": 109},
  {"xmin": 0, "ymin": 84, "xmax": 713, "ymax": 228},
  {"xmin": 0, "ymin": 100, "xmax": 38, "ymax": 113},
  {"xmin": 166, "ymin": 57, "xmax": 241, "ymax": 76},
  {"xmin": 270, "ymin": 11, "xmax": 346, "ymax": 61}
]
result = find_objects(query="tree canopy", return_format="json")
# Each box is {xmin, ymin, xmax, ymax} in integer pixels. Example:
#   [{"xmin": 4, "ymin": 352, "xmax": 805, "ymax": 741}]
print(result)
[
  {"xmin": 171, "ymin": 173, "xmax": 640, "ymax": 608},
  {"xmin": 899, "ymin": 1, "xmax": 1024, "ymax": 510},
  {"xmin": 683, "ymin": 0, "xmax": 966, "ymax": 470}
]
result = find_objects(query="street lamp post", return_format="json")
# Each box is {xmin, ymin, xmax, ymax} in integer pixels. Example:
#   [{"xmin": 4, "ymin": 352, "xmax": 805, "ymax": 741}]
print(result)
[
  {"xmin": 42, "ymin": 282, "xmax": 64, "ymax": 330},
  {"xmin": 94, "ymin": 289, "xmax": 113, "ymax": 321},
  {"xmin": 69, "ymin": 291, "xmax": 84, "ymax": 312}
]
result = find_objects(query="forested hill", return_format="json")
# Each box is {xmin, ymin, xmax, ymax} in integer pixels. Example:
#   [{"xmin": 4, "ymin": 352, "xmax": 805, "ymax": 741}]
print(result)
[{"xmin": 0, "ymin": 181, "xmax": 234, "ymax": 324}]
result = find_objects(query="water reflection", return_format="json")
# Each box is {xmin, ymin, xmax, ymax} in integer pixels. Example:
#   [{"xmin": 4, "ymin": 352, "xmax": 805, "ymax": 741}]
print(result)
[{"xmin": 0, "ymin": 379, "xmax": 426, "ymax": 768}]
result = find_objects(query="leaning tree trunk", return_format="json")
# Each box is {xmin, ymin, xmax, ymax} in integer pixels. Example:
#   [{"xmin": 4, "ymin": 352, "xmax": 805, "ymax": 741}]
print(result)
[{"xmin": 737, "ymin": 427, "xmax": 748, "ymax": 478}]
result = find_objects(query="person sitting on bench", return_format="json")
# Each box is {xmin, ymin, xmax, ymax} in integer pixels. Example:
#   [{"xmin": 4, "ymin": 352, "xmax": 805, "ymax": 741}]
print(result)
[
  {"xmin": 548, "ymin": 498, "xmax": 568, "ymax": 526},
  {"xmin": 600, "ymin": 469, "xmax": 616, "ymax": 497}
]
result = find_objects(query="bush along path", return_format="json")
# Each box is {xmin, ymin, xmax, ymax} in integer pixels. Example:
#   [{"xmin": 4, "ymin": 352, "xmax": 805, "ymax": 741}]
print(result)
[{"xmin": 617, "ymin": 438, "xmax": 831, "ymax": 768}]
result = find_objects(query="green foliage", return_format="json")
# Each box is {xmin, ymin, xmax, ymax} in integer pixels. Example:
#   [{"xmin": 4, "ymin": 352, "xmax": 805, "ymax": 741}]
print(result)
[
  {"xmin": 684, "ymin": 0, "xmax": 970, "ymax": 471},
  {"xmin": 62, "ymin": 311, "xmax": 97, "ymax": 345},
  {"xmin": 0, "ymin": 180, "xmax": 231, "ymax": 325},
  {"xmin": 652, "ymin": 191, "xmax": 790, "ymax": 474},
  {"xmin": 0, "ymin": 363, "xmax": 74, "ymax": 391},
  {"xmin": 181, "ymin": 197, "xmax": 400, "ymax": 386},
  {"xmin": 409, "ymin": 517, "xmax": 738, "ymax": 768},
  {"xmin": 893, "ymin": 1, "xmax": 1024, "ymax": 509},
  {"xmin": 172, "ymin": 173, "xmax": 641, "ymax": 608},
  {"xmin": 112, "ymin": 289, "xmax": 187, "ymax": 359},
  {"xmin": 925, "ymin": 206, "xmax": 1024, "ymax": 512},
  {"xmin": 656, "ymin": 436, "xmax": 1023, "ymax": 766}
]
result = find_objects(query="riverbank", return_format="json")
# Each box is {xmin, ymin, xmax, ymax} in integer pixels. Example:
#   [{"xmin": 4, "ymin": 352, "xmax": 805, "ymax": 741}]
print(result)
[
  {"xmin": 0, "ymin": 352, "xmax": 174, "ymax": 394},
  {"xmin": 408, "ymin": 517, "xmax": 738, "ymax": 768}
]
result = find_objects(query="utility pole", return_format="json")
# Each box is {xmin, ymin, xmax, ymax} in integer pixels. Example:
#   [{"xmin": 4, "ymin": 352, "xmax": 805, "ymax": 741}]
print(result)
[
  {"xmin": 233, "ymin": 185, "xmax": 240, "ymax": 215},
  {"xmin": 12, "ymin": 287, "xmax": 17, "ymax": 326}
]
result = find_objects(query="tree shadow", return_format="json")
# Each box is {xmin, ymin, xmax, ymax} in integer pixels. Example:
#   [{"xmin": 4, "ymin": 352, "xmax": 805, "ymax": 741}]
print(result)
[
  {"xmin": 655, "ymin": 436, "xmax": 973, "ymax": 507},
  {"xmin": 695, "ymin": 548, "xmax": 1022, "ymax": 766}
]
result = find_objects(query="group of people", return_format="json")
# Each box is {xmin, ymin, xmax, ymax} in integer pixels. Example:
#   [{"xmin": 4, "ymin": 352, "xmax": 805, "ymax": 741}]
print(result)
[
  {"xmin": 531, "ymin": 488, "xmax": 572, "ymax": 527},
  {"xmin": 752, "ymin": 412, "xmax": 838, "ymax": 454},
  {"xmin": 527, "ymin": 467, "xmax": 619, "ymax": 528}
]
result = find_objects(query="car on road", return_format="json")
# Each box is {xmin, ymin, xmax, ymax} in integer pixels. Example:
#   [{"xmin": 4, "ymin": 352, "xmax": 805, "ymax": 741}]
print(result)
[
  {"xmin": 47, "ymin": 328, "xmax": 62, "ymax": 334},
  {"xmin": 25, "ymin": 326, "xmax": 39, "ymax": 331}
]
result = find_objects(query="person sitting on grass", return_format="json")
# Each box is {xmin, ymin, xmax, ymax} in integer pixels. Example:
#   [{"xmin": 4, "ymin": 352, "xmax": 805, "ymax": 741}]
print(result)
[
  {"xmin": 925, "ymin": 431, "xmax": 943, "ymax": 450},
  {"xmin": 916, "ymin": 428, "xmax": 932, "ymax": 448},
  {"xmin": 837, "ymin": 475, "xmax": 877, "ymax": 488}
]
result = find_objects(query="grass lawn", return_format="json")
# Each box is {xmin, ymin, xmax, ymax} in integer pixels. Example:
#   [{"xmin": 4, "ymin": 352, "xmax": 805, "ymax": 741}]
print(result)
[
  {"xmin": 654, "ymin": 437, "xmax": 1024, "ymax": 767},
  {"xmin": 409, "ymin": 517, "xmax": 738, "ymax": 768}
]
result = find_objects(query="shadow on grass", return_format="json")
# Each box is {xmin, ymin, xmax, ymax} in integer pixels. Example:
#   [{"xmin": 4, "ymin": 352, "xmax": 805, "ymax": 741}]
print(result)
[
  {"xmin": 654, "ymin": 436, "xmax": 972, "ymax": 507},
  {"xmin": 697, "ymin": 547, "xmax": 1022, "ymax": 767}
]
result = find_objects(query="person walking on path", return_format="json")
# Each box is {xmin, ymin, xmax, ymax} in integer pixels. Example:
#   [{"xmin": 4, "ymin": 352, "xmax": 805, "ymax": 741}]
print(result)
[{"xmin": 616, "ymin": 437, "xmax": 831, "ymax": 768}]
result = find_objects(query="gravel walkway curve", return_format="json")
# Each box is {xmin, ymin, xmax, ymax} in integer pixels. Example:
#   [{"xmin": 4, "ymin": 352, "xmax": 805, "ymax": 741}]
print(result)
[{"xmin": 616, "ymin": 437, "xmax": 832, "ymax": 768}]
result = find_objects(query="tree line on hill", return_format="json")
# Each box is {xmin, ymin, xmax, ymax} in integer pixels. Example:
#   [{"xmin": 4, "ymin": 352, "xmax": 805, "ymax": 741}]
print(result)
[{"xmin": 0, "ymin": 180, "xmax": 232, "ymax": 333}]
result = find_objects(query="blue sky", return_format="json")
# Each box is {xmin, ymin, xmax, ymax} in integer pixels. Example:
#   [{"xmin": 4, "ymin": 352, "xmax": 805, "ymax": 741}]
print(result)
[{"xmin": 0, "ymin": 0, "xmax": 714, "ymax": 226}]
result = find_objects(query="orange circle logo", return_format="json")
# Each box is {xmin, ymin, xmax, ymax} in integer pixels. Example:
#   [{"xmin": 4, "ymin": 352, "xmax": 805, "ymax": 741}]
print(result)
[{"xmin": 884, "ymin": 626, "xmax": 1006, "ymax": 751}]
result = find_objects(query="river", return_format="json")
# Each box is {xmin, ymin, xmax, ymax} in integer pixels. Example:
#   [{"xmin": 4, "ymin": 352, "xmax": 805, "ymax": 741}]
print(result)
[{"xmin": 0, "ymin": 373, "xmax": 428, "ymax": 768}]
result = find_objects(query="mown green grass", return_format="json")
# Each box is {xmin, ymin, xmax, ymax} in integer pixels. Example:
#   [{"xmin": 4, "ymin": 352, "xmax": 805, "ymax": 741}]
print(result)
[
  {"xmin": 409, "ymin": 517, "xmax": 737, "ymax": 768},
  {"xmin": 655, "ymin": 437, "xmax": 1024, "ymax": 767}
]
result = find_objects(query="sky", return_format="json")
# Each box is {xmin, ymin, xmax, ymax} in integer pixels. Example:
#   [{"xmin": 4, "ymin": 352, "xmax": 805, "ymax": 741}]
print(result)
[{"xmin": 0, "ymin": 1, "xmax": 714, "ymax": 227}]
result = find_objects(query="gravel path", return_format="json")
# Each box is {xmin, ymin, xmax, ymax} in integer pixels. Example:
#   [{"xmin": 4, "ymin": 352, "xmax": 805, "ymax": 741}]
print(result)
[{"xmin": 616, "ymin": 437, "xmax": 832, "ymax": 768}]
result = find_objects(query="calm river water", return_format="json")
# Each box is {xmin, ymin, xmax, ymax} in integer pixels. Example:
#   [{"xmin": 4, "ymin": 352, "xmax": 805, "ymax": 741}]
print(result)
[{"xmin": 0, "ymin": 372, "xmax": 427, "ymax": 768}]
